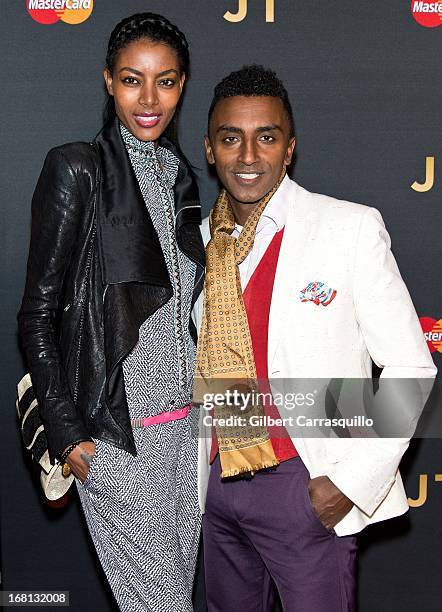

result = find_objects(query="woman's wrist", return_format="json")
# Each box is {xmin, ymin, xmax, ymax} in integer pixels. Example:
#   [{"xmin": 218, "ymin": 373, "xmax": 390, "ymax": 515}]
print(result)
[
  {"xmin": 59, "ymin": 442, "xmax": 81, "ymax": 463},
  {"xmin": 59, "ymin": 439, "xmax": 92, "ymax": 463}
]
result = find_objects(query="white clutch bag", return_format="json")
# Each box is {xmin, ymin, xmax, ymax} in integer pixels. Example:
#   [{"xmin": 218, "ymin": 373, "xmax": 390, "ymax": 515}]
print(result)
[{"xmin": 16, "ymin": 373, "xmax": 74, "ymax": 500}]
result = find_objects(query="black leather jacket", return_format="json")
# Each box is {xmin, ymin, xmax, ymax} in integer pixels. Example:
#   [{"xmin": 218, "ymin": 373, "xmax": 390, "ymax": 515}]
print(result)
[{"xmin": 18, "ymin": 119, "xmax": 205, "ymax": 465}]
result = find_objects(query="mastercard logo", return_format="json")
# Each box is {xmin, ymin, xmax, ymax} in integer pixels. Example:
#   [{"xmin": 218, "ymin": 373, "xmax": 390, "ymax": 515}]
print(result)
[
  {"xmin": 26, "ymin": 0, "xmax": 93, "ymax": 25},
  {"xmin": 420, "ymin": 317, "xmax": 442, "ymax": 353},
  {"xmin": 411, "ymin": 1, "xmax": 442, "ymax": 27}
]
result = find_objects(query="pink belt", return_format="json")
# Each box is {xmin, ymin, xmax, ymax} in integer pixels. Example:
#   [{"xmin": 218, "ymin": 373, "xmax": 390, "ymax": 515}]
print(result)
[{"xmin": 130, "ymin": 404, "xmax": 191, "ymax": 428}]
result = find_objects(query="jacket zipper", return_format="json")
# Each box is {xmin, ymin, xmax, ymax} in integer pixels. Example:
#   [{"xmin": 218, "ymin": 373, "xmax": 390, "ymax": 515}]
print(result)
[
  {"xmin": 73, "ymin": 221, "xmax": 96, "ymax": 404},
  {"xmin": 73, "ymin": 144, "xmax": 100, "ymax": 404}
]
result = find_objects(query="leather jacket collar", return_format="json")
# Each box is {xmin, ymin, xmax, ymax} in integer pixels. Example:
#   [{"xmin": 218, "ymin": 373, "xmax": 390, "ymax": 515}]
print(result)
[{"xmin": 94, "ymin": 116, "xmax": 204, "ymax": 286}]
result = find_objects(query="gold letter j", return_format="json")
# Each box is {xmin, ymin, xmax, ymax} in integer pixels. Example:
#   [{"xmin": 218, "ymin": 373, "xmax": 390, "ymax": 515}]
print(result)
[
  {"xmin": 411, "ymin": 156, "xmax": 435, "ymax": 192},
  {"xmin": 224, "ymin": 0, "xmax": 247, "ymax": 22}
]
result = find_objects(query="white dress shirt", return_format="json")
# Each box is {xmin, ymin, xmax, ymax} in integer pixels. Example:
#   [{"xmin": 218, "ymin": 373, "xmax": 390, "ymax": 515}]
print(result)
[{"xmin": 233, "ymin": 174, "xmax": 292, "ymax": 290}]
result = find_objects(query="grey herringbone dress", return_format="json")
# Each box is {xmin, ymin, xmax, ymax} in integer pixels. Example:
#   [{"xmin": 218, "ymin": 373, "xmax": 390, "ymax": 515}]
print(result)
[{"xmin": 76, "ymin": 124, "xmax": 201, "ymax": 612}]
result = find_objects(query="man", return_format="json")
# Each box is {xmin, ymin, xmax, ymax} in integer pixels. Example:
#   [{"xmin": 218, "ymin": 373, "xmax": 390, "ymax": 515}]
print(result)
[{"xmin": 192, "ymin": 65, "xmax": 436, "ymax": 611}]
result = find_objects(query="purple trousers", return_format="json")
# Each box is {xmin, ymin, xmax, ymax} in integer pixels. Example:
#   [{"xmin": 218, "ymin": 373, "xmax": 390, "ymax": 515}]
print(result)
[{"xmin": 203, "ymin": 455, "xmax": 357, "ymax": 612}]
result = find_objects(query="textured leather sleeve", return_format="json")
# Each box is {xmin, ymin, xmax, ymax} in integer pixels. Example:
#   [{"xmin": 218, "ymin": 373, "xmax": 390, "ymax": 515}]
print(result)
[{"xmin": 18, "ymin": 147, "xmax": 93, "ymax": 463}]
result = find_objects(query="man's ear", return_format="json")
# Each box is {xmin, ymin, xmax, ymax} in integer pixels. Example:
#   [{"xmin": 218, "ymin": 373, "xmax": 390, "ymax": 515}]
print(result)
[
  {"xmin": 103, "ymin": 68, "xmax": 114, "ymax": 96},
  {"xmin": 284, "ymin": 136, "xmax": 296, "ymax": 166},
  {"xmin": 204, "ymin": 135, "xmax": 215, "ymax": 165}
]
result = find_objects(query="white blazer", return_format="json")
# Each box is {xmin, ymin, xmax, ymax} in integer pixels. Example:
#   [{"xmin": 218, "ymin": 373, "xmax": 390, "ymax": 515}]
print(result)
[{"xmin": 192, "ymin": 179, "xmax": 437, "ymax": 536}]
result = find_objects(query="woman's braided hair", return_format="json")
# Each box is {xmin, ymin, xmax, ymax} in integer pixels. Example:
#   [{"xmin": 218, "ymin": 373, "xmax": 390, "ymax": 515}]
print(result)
[{"xmin": 103, "ymin": 12, "xmax": 190, "ymax": 139}]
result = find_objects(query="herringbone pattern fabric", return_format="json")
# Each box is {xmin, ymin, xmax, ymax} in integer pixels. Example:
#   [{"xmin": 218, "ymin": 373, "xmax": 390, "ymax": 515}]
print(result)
[
  {"xmin": 76, "ymin": 413, "xmax": 200, "ymax": 612},
  {"xmin": 76, "ymin": 125, "xmax": 200, "ymax": 612}
]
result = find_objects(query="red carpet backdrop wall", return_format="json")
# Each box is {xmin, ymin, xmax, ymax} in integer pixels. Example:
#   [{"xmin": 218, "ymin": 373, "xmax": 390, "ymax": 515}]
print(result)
[{"xmin": 1, "ymin": 1, "xmax": 441, "ymax": 610}]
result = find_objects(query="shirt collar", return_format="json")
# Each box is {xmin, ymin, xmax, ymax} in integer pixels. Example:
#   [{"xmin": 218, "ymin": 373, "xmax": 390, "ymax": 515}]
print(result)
[
  {"xmin": 233, "ymin": 174, "xmax": 293, "ymax": 234},
  {"xmin": 258, "ymin": 173, "xmax": 291, "ymax": 231}
]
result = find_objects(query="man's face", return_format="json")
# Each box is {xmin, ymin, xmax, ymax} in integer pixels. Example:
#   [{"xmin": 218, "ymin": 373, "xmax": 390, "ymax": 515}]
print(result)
[{"xmin": 205, "ymin": 96, "xmax": 295, "ymax": 207}]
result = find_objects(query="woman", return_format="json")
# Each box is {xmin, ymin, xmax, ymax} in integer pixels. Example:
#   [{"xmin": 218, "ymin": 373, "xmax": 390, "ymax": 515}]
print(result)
[{"xmin": 18, "ymin": 12, "xmax": 204, "ymax": 612}]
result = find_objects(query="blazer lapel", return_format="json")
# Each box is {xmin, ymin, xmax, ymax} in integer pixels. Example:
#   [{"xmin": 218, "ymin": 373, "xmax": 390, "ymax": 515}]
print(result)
[{"xmin": 268, "ymin": 182, "xmax": 312, "ymax": 372}]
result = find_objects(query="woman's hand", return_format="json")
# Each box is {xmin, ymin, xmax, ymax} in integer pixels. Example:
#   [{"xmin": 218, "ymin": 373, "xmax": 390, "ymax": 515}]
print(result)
[{"xmin": 64, "ymin": 441, "xmax": 96, "ymax": 483}]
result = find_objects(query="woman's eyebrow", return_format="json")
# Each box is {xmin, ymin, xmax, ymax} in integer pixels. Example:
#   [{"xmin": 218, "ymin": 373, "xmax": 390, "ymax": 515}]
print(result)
[
  {"xmin": 157, "ymin": 68, "xmax": 179, "ymax": 77},
  {"xmin": 118, "ymin": 66, "xmax": 143, "ymax": 75},
  {"xmin": 118, "ymin": 67, "xmax": 179, "ymax": 77}
]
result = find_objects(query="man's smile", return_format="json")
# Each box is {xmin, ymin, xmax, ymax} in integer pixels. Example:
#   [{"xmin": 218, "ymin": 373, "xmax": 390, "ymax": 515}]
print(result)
[{"xmin": 233, "ymin": 171, "xmax": 264, "ymax": 184}]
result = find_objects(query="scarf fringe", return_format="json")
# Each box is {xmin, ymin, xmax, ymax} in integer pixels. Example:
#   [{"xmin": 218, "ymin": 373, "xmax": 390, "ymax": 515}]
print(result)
[{"xmin": 220, "ymin": 459, "xmax": 280, "ymax": 479}]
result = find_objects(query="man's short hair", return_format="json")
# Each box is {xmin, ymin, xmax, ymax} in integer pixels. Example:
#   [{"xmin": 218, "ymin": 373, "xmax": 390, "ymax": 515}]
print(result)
[{"xmin": 208, "ymin": 64, "xmax": 295, "ymax": 137}]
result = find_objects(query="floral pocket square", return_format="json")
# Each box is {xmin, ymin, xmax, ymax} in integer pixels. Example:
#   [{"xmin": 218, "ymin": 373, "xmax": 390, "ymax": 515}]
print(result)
[{"xmin": 299, "ymin": 281, "xmax": 337, "ymax": 306}]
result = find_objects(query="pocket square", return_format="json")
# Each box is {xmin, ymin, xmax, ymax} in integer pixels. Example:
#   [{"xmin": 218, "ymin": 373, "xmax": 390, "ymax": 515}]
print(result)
[{"xmin": 299, "ymin": 281, "xmax": 337, "ymax": 306}]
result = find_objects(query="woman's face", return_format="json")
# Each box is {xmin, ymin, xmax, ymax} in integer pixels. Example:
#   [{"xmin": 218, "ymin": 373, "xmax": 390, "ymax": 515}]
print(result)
[{"xmin": 104, "ymin": 38, "xmax": 185, "ymax": 143}]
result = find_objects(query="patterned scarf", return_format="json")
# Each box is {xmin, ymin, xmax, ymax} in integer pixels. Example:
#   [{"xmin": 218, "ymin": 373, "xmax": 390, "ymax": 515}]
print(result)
[{"xmin": 195, "ymin": 171, "xmax": 285, "ymax": 478}]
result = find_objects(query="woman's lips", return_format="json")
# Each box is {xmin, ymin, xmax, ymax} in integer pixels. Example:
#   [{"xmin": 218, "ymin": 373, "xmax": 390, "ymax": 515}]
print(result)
[{"xmin": 133, "ymin": 114, "xmax": 162, "ymax": 128}]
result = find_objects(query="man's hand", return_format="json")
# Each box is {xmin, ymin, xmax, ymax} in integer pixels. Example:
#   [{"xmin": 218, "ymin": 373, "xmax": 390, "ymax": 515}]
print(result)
[
  {"xmin": 64, "ymin": 441, "xmax": 96, "ymax": 483},
  {"xmin": 308, "ymin": 475, "xmax": 354, "ymax": 530}
]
